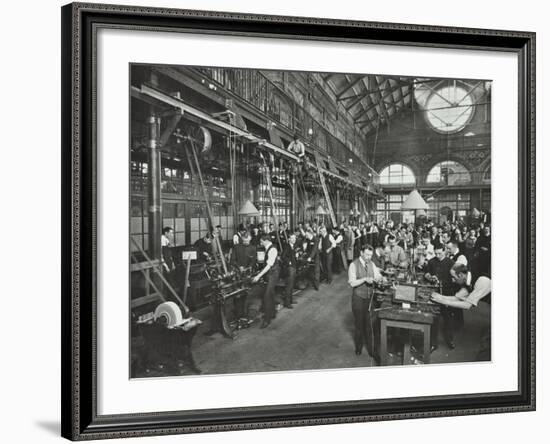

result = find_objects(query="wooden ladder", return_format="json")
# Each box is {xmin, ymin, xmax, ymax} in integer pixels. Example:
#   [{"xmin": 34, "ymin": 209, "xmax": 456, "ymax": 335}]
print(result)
[
  {"xmin": 259, "ymin": 152, "xmax": 284, "ymax": 250},
  {"xmin": 314, "ymin": 154, "xmax": 348, "ymax": 267}
]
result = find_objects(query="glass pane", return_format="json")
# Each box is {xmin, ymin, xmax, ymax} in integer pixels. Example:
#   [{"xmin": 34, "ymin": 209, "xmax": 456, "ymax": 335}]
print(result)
[
  {"xmin": 190, "ymin": 218, "xmax": 200, "ymax": 230},
  {"xmin": 130, "ymin": 199, "xmax": 143, "ymax": 216},
  {"xmin": 175, "ymin": 218, "xmax": 186, "ymax": 231},
  {"xmin": 130, "ymin": 235, "xmax": 142, "ymax": 253},
  {"xmin": 175, "ymin": 232, "xmax": 186, "ymax": 246},
  {"xmin": 162, "ymin": 219, "xmax": 174, "ymax": 231},
  {"xmin": 130, "ymin": 217, "xmax": 142, "ymax": 234},
  {"xmin": 162, "ymin": 203, "xmax": 176, "ymax": 218},
  {"xmin": 190, "ymin": 231, "xmax": 200, "ymax": 243}
]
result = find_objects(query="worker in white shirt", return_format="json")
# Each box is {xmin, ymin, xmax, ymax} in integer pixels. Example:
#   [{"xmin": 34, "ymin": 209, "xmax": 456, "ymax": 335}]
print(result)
[
  {"xmin": 287, "ymin": 133, "xmax": 305, "ymax": 159},
  {"xmin": 252, "ymin": 234, "xmax": 281, "ymax": 328},
  {"xmin": 348, "ymin": 244, "xmax": 383, "ymax": 360},
  {"xmin": 431, "ymin": 263, "xmax": 491, "ymax": 310},
  {"xmin": 233, "ymin": 224, "xmax": 247, "ymax": 245},
  {"xmin": 332, "ymin": 227, "xmax": 344, "ymax": 273},
  {"xmin": 446, "ymin": 240, "xmax": 468, "ymax": 266},
  {"xmin": 161, "ymin": 226, "xmax": 174, "ymax": 272},
  {"xmin": 431, "ymin": 263, "xmax": 492, "ymax": 360}
]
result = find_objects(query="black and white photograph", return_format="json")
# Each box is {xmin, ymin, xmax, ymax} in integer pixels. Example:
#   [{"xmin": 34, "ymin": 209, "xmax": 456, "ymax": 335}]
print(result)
[{"xmin": 130, "ymin": 64, "xmax": 492, "ymax": 377}]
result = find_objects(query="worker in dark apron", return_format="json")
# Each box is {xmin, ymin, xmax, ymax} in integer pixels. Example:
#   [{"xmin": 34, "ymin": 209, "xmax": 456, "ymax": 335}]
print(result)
[{"xmin": 252, "ymin": 234, "xmax": 281, "ymax": 328}]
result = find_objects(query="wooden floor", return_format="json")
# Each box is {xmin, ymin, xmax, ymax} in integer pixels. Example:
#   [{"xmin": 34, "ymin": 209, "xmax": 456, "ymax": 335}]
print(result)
[{"xmin": 134, "ymin": 270, "xmax": 491, "ymax": 378}]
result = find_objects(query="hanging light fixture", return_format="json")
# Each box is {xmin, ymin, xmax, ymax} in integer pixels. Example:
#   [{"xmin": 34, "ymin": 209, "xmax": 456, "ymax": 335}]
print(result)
[
  {"xmin": 401, "ymin": 189, "xmax": 428, "ymax": 211},
  {"xmin": 401, "ymin": 189, "xmax": 429, "ymax": 227},
  {"xmin": 238, "ymin": 199, "xmax": 260, "ymax": 216},
  {"xmin": 315, "ymin": 205, "xmax": 327, "ymax": 215}
]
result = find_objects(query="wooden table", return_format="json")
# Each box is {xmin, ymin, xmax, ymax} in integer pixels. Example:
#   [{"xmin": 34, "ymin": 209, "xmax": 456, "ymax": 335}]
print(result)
[{"xmin": 377, "ymin": 297, "xmax": 438, "ymax": 365}]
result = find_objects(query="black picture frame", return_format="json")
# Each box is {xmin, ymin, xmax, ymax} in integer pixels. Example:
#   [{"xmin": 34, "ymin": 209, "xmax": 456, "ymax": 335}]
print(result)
[{"xmin": 61, "ymin": 2, "xmax": 536, "ymax": 440}]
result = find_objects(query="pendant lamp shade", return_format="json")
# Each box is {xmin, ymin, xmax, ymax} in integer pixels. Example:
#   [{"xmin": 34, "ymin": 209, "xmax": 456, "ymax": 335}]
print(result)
[
  {"xmin": 401, "ymin": 189, "xmax": 428, "ymax": 210},
  {"xmin": 471, "ymin": 207, "xmax": 481, "ymax": 218},
  {"xmin": 238, "ymin": 199, "xmax": 260, "ymax": 216},
  {"xmin": 315, "ymin": 205, "xmax": 327, "ymax": 215}
]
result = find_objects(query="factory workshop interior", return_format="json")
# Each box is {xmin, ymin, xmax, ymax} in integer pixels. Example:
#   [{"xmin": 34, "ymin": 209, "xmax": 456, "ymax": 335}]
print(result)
[{"xmin": 130, "ymin": 64, "xmax": 492, "ymax": 377}]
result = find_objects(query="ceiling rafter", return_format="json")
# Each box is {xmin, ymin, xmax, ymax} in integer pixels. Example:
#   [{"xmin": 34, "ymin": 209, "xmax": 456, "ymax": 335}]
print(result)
[
  {"xmin": 359, "ymin": 89, "xmax": 413, "ymax": 131},
  {"xmin": 336, "ymin": 75, "xmax": 368, "ymax": 100}
]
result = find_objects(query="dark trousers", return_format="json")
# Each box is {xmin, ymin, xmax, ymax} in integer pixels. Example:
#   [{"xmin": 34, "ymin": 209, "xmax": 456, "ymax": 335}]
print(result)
[
  {"xmin": 351, "ymin": 293, "xmax": 378, "ymax": 358},
  {"xmin": 477, "ymin": 326, "xmax": 491, "ymax": 361},
  {"xmin": 233, "ymin": 292, "xmax": 247, "ymax": 319},
  {"xmin": 262, "ymin": 268, "xmax": 280, "ymax": 322},
  {"xmin": 284, "ymin": 266, "xmax": 296, "ymax": 305},
  {"xmin": 333, "ymin": 247, "xmax": 343, "ymax": 273},
  {"xmin": 440, "ymin": 306, "xmax": 463, "ymax": 344},
  {"xmin": 308, "ymin": 259, "xmax": 320, "ymax": 290},
  {"xmin": 321, "ymin": 251, "xmax": 333, "ymax": 283}
]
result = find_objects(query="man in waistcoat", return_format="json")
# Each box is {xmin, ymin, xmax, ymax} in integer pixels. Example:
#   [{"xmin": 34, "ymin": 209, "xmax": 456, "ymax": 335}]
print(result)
[
  {"xmin": 348, "ymin": 244, "xmax": 383, "ymax": 362},
  {"xmin": 319, "ymin": 225, "xmax": 335, "ymax": 284},
  {"xmin": 281, "ymin": 232, "xmax": 299, "ymax": 308},
  {"xmin": 431, "ymin": 263, "xmax": 492, "ymax": 360},
  {"xmin": 304, "ymin": 229, "xmax": 320, "ymax": 290},
  {"xmin": 230, "ymin": 232, "xmax": 257, "ymax": 321},
  {"xmin": 252, "ymin": 234, "xmax": 281, "ymax": 329}
]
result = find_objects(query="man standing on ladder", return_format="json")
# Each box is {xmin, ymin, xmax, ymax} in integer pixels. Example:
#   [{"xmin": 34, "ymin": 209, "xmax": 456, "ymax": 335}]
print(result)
[{"xmin": 252, "ymin": 234, "xmax": 281, "ymax": 328}]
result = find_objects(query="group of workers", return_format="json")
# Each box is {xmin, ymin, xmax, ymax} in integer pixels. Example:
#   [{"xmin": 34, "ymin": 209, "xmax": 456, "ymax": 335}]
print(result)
[
  {"xmin": 161, "ymin": 214, "xmax": 491, "ymax": 363},
  {"xmin": 347, "ymin": 218, "xmax": 492, "ymax": 363}
]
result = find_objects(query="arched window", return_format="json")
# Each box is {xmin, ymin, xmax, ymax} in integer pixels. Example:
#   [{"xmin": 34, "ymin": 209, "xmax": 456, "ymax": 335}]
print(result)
[
  {"xmin": 426, "ymin": 161, "xmax": 471, "ymax": 185},
  {"xmin": 379, "ymin": 163, "xmax": 415, "ymax": 185}
]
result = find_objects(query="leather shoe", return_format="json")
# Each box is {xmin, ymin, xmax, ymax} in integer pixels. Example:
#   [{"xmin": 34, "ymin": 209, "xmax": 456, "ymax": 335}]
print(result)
[
  {"xmin": 260, "ymin": 320, "xmax": 271, "ymax": 329},
  {"xmin": 355, "ymin": 348, "xmax": 362, "ymax": 356},
  {"xmin": 284, "ymin": 304, "xmax": 293, "ymax": 309},
  {"xmin": 430, "ymin": 345, "xmax": 438, "ymax": 354},
  {"xmin": 447, "ymin": 341, "xmax": 456, "ymax": 350}
]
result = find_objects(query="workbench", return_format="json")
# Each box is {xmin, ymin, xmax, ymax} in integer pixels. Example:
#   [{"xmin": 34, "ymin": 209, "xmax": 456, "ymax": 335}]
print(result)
[{"xmin": 375, "ymin": 283, "xmax": 440, "ymax": 366}]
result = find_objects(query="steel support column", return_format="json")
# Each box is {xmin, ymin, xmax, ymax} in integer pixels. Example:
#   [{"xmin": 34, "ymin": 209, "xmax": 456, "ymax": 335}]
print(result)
[
  {"xmin": 147, "ymin": 114, "xmax": 162, "ymax": 262},
  {"xmin": 290, "ymin": 176, "xmax": 296, "ymax": 229}
]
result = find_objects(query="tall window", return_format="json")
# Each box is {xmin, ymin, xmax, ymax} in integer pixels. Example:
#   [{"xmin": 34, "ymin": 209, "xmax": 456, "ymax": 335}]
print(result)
[
  {"xmin": 376, "ymin": 194, "xmax": 415, "ymax": 224},
  {"xmin": 426, "ymin": 161, "xmax": 471, "ymax": 185},
  {"xmin": 162, "ymin": 202, "xmax": 186, "ymax": 246},
  {"xmin": 257, "ymin": 166, "xmax": 291, "ymax": 224},
  {"xmin": 379, "ymin": 164, "xmax": 415, "ymax": 185}
]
